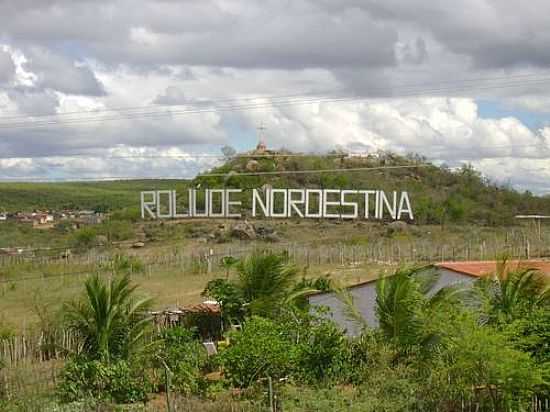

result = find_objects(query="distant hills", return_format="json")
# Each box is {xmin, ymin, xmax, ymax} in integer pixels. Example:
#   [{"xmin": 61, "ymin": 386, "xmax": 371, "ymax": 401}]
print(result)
[
  {"xmin": 0, "ymin": 180, "xmax": 182, "ymax": 212},
  {"xmin": 1, "ymin": 151, "xmax": 549, "ymax": 226}
]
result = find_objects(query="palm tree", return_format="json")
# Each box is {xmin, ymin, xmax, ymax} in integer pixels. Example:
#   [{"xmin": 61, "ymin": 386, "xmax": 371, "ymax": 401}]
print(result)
[
  {"xmin": 235, "ymin": 252, "xmax": 300, "ymax": 317},
  {"xmin": 477, "ymin": 258, "xmax": 550, "ymax": 323},
  {"xmin": 375, "ymin": 267, "xmax": 428, "ymax": 348},
  {"xmin": 338, "ymin": 266, "xmax": 467, "ymax": 354},
  {"xmin": 64, "ymin": 274, "xmax": 152, "ymax": 361}
]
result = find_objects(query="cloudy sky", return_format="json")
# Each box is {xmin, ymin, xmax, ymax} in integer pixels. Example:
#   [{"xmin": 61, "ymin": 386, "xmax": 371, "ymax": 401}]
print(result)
[{"xmin": 1, "ymin": 0, "xmax": 550, "ymax": 192}]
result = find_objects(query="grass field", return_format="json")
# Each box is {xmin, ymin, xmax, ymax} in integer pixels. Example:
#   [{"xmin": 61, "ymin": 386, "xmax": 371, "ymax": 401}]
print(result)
[
  {"xmin": 0, "ymin": 255, "xmax": 391, "ymax": 333},
  {"xmin": 1, "ymin": 217, "xmax": 549, "ymax": 332}
]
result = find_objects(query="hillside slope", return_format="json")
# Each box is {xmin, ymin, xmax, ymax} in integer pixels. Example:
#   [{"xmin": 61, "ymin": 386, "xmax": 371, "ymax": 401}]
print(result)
[
  {"xmin": 0, "ymin": 180, "xmax": 185, "ymax": 212},
  {"xmin": 194, "ymin": 151, "xmax": 550, "ymax": 226}
]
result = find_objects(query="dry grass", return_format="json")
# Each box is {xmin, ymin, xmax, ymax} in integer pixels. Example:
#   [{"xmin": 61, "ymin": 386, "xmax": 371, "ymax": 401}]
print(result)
[
  {"xmin": 0, "ymin": 256, "xmax": 393, "ymax": 333},
  {"xmin": 2, "ymin": 219, "xmax": 547, "ymax": 333}
]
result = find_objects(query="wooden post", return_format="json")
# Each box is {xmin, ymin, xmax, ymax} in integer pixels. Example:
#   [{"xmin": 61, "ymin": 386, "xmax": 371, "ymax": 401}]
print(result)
[{"xmin": 268, "ymin": 376, "xmax": 275, "ymax": 412}]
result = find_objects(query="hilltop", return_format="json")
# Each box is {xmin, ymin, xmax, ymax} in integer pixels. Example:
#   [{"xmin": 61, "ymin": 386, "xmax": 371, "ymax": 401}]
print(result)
[{"xmin": 194, "ymin": 150, "xmax": 550, "ymax": 226}]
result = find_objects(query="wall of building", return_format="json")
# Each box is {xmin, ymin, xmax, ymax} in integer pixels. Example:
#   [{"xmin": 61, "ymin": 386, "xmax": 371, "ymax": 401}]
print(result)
[{"xmin": 307, "ymin": 268, "xmax": 478, "ymax": 336}]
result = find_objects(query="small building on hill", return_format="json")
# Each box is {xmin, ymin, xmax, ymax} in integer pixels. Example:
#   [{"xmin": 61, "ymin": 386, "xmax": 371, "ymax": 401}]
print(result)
[
  {"xmin": 255, "ymin": 140, "xmax": 267, "ymax": 154},
  {"xmin": 307, "ymin": 260, "xmax": 550, "ymax": 336}
]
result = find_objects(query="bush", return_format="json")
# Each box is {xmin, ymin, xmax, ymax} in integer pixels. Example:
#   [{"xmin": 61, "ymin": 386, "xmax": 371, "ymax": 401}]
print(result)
[
  {"xmin": 219, "ymin": 316, "xmax": 296, "ymax": 388},
  {"xmin": 448, "ymin": 329, "xmax": 541, "ymax": 409},
  {"xmin": 202, "ymin": 279, "xmax": 245, "ymax": 323},
  {"xmin": 294, "ymin": 319, "xmax": 348, "ymax": 384},
  {"xmin": 157, "ymin": 327, "xmax": 209, "ymax": 396},
  {"xmin": 109, "ymin": 207, "xmax": 141, "ymax": 223},
  {"xmin": 101, "ymin": 220, "xmax": 135, "ymax": 241},
  {"xmin": 58, "ymin": 357, "xmax": 151, "ymax": 404},
  {"xmin": 111, "ymin": 254, "xmax": 145, "ymax": 274},
  {"xmin": 72, "ymin": 227, "xmax": 97, "ymax": 249}
]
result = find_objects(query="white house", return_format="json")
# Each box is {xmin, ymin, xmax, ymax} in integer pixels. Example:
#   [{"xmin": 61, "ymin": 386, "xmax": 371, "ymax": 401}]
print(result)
[
  {"xmin": 0, "ymin": 213, "xmax": 7, "ymax": 222},
  {"xmin": 307, "ymin": 260, "xmax": 550, "ymax": 336}
]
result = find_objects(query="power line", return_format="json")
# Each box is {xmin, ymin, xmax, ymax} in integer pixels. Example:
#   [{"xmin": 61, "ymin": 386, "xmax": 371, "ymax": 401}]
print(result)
[
  {"xmin": 0, "ymin": 72, "xmax": 547, "ymax": 122},
  {"xmin": 0, "ymin": 91, "xmax": 326, "ymax": 121},
  {"xmin": 2, "ymin": 142, "xmax": 548, "ymax": 162},
  {"xmin": 0, "ymin": 163, "xmax": 433, "ymax": 182},
  {"xmin": 0, "ymin": 152, "xmax": 356, "ymax": 160},
  {"xmin": 1, "ymin": 76, "xmax": 550, "ymax": 130}
]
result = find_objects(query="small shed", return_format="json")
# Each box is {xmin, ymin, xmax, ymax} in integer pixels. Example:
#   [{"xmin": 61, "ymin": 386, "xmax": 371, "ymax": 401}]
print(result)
[{"xmin": 151, "ymin": 301, "xmax": 222, "ymax": 341}]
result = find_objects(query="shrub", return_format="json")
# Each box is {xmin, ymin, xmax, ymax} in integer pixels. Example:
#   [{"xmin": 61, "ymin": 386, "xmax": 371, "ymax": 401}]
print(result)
[
  {"xmin": 101, "ymin": 220, "xmax": 135, "ymax": 241},
  {"xmin": 156, "ymin": 327, "xmax": 209, "ymax": 396},
  {"xmin": 111, "ymin": 254, "xmax": 145, "ymax": 274},
  {"xmin": 72, "ymin": 227, "xmax": 97, "ymax": 249},
  {"xmin": 202, "ymin": 279, "xmax": 245, "ymax": 323},
  {"xmin": 58, "ymin": 357, "xmax": 150, "ymax": 404},
  {"xmin": 219, "ymin": 316, "xmax": 296, "ymax": 388},
  {"xmin": 294, "ymin": 319, "xmax": 348, "ymax": 384},
  {"xmin": 460, "ymin": 330, "xmax": 540, "ymax": 408}
]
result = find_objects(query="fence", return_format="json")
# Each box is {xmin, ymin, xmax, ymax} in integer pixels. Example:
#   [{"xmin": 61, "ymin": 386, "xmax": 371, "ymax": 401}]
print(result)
[
  {"xmin": 2, "ymin": 236, "xmax": 550, "ymax": 289},
  {"xmin": 0, "ymin": 329, "xmax": 80, "ymax": 367},
  {"xmin": 0, "ymin": 360, "xmax": 62, "ymax": 402}
]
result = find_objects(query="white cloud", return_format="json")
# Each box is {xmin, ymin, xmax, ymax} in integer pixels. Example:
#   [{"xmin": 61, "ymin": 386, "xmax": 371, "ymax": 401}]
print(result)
[
  {"xmin": 0, "ymin": 1, "xmax": 550, "ymax": 193},
  {"xmin": 0, "ymin": 48, "xmax": 15, "ymax": 84}
]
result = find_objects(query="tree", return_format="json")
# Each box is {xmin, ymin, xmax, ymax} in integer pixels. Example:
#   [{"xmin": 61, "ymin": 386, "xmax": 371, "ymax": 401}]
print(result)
[
  {"xmin": 438, "ymin": 314, "xmax": 544, "ymax": 411},
  {"xmin": 374, "ymin": 267, "xmax": 467, "ymax": 354},
  {"xmin": 64, "ymin": 274, "xmax": 152, "ymax": 361},
  {"xmin": 219, "ymin": 316, "xmax": 296, "ymax": 388},
  {"xmin": 235, "ymin": 252, "xmax": 300, "ymax": 317},
  {"xmin": 201, "ymin": 278, "xmax": 246, "ymax": 324},
  {"xmin": 221, "ymin": 145, "xmax": 237, "ymax": 159},
  {"xmin": 477, "ymin": 258, "xmax": 550, "ymax": 324}
]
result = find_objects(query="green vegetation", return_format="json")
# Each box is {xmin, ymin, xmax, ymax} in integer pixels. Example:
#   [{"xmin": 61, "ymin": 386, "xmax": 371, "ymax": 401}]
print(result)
[
  {"xmin": 63, "ymin": 274, "xmax": 152, "ymax": 362},
  {"xmin": 58, "ymin": 274, "xmax": 154, "ymax": 404},
  {"xmin": 2, "ymin": 253, "xmax": 549, "ymax": 411},
  {"xmin": 0, "ymin": 180, "xmax": 183, "ymax": 212},
  {"xmin": 195, "ymin": 151, "xmax": 550, "ymax": 226},
  {"xmin": 3, "ymin": 149, "xmax": 550, "ymax": 410},
  {"xmin": 2, "ymin": 151, "xmax": 550, "ymax": 227}
]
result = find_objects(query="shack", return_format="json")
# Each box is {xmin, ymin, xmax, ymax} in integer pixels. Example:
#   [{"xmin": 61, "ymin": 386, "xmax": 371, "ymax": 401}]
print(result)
[{"xmin": 151, "ymin": 301, "xmax": 222, "ymax": 341}]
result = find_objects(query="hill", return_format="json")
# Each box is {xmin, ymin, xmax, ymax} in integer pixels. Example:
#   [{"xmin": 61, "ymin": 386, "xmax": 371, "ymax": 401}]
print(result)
[
  {"xmin": 194, "ymin": 151, "xmax": 550, "ymax": 226},
  {"xmin": 1, "ymin": 151, "xmax": 550, "ymax": 226},
  {"xmin": 0, "ymin": 179, "xmax": 186, "ymax": 212}
]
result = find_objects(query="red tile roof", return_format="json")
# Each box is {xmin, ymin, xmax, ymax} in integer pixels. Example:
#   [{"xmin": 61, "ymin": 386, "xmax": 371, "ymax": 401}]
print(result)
[{"xmin": 435, "ymin": 260, "xmax": 550, "ymax": 278}]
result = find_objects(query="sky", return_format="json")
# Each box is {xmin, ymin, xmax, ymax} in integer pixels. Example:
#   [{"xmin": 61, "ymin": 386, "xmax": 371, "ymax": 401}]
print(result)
[{"xmin": 1, "ymin": 0, "xmax": 550, "ymax": 192}]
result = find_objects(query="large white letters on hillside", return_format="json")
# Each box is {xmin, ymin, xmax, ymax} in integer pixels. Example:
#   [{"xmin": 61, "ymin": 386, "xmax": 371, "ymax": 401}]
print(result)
[{"xmin": 141, "ymin": 188, "xmax": 414, "ymax": 220}]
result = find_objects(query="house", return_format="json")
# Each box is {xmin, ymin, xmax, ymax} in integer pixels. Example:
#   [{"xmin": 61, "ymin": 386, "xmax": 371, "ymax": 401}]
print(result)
[
  {"xmin": 151, "ymin": 301, "xmax": 222, "ymax": 340},
  {"xmin": 307, "ymin": 260, "xmax": 550, "ymax": 336},
  {"xmin": 14, "ymin": 212, "xmax": 55, "ymax": 227},
  {"xmin": 72, "ymin": 210, "xmax": 104, "ymax": 226},
  {"xmin": 0, "ymin": 213, "xmax": 7, "ymax": 222}
]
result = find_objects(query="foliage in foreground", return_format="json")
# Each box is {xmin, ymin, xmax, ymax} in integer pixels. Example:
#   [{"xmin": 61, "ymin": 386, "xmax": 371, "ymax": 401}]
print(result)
[
  {"xmin": 57, "ymin": 357, "xmax": 151, "ymax": 404},
  {"xmin": 20, "ymin": 255, "xmax": 550, "ymax": 411},
  {"xmin": 155, "ymin": 327, "xmax": 210, "ymax": 396},
  {"xmin": 63, "ymin": 274, "xmax": 152, "ymax": 362}
]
